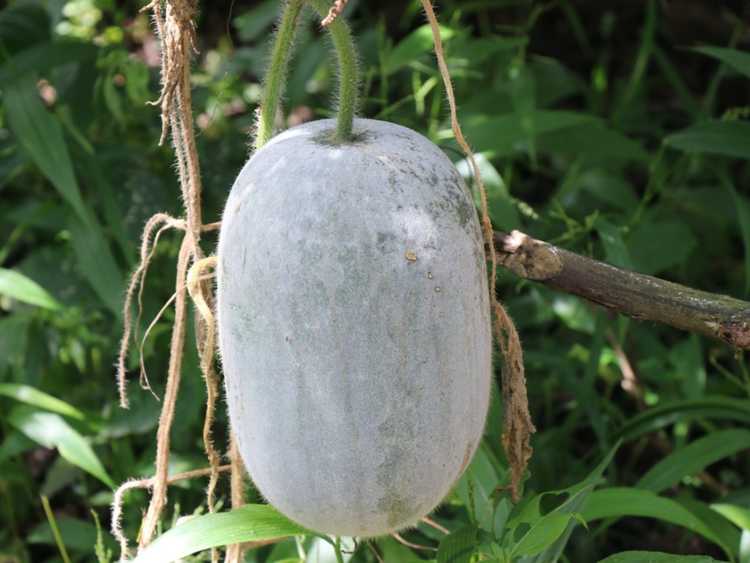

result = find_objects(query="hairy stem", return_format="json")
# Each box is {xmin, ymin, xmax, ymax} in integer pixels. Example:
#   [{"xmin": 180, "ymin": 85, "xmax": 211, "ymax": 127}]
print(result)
[
  {"xmin": 307, "ymin": 0, "xmax": 359, "ymax": 142},
  {"xmin": 255, "ymin": 0, "xmax": 305, "ymax": 150},
  {"xmin": 257, "ymin": 0, "xmax": 359, "ymax": 148}
]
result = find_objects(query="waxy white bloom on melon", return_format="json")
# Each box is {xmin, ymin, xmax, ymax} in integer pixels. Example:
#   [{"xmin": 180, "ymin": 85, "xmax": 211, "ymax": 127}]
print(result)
[{"xmin": 217, "ymin": 118, "xmax": 492, "ymax": 537}]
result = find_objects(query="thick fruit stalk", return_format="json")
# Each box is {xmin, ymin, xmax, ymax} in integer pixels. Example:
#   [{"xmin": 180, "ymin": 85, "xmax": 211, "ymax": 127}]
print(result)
[{"xmin": 255, "ymin": 0, "xmax": 359, "ymax": 148}]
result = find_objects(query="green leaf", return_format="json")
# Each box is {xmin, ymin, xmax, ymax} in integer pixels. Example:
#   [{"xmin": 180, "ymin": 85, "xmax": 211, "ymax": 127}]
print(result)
[
  {"xmin": 5, "ymin": 82, "xmax": 124, "ymax": 314},
  {"xmin": 0, "ymin": 383, "xmax": 84, "ymax": 420},
  {"xmin": 455, "ymin": 153, "xmax": 520, "ymax": 230},
  {"xmin": 598, "ymin": 551, "xmax": 725, "ymax": 563},
  {"xmin": 454, "ymin": 442, "xmax": 502, "ymax": 532},
  {"xmin": 638, "ymin": 429, "xmax": 750, "ymax": 493},
  {"xmin": 595, "ymin": 218, "xmax": 633, "ymax": 269},
  {"xmin": 436, "ymin": 526, "xmax": 477, "ymax": 563},
  {"xmin": 665, "ymin": 120, "xmax": 750, "ymax": 160},
  {"xmin": 377, "ymin": 537, "xmax": 430, "ymax": 563},
  {"xmin": 132, "ymin": 505, "xmax": 310, "ymax": 563},
  {"xmin": 4, "ymin": 77, "xmax": 90, "ymax": 225},
  {"xmin": 0, "ymin": 40, "xmax": 97, "ymax": 86},
  {"xmin": 458, "ymin": 111, "xmax": 600, "ymax": 158},
  {"xmin": 6, "ymin": 406, "xmax": 114, "ymax": 489},
  {"xmin": 512, "ymin": 512, "xmax": 571, "ymax": 557},
  {"xmin": 518, "ymin": 442, "xmax": 620, "ymax": 563},
  {"xmin": 678, "ymin": 498, "xmax": 741, "ymax": 561},
  {"xmin": 692, "ymin": 46, "xmax": 750, "ymax": 78},
  {"xmin": 538, "ymin": 124, "xmax": 647, "ymax": 163},
  {"xmin": 383, "ymin": 24, "xmax": 456, "ymax": 75},
  {"xmin": 628, "ymin": 219, "xmax": 696, "ymax": 275},
  {"xmin": 68, "ymin": 215, "xmax": 124, "ymax": 315},
  {"xmin": 582, "ymin": 488, "xmax": 731, "ymax": 558},
  {"xmin": 722, "ymin": 177, "xmax": 750, "ymax": 294},
  {"xmin": 233, "ymin": 0, "xmax": 281, "ymax": 42},
  {"xmin": 0, "ymin": 268, "xmax": 61, "ymax": 309},
  {"xmin": 711, "ymin": 504, "xmax": 750, "ymax": 531},
  {"xmin": 27, "ymin": 515, "xmax": 117, "ymax": 553},
  {"xmin": 617, "ymin": 397, "xmax": 750, "ymax": 441},
  {"xmin": 0, "ymin": 3, "xmax": 50, "ymax": 55},
  {"xmin": 0, "ymin": 431, "xmax": 35, "ymax": 464},
  {"xmin": 580, "ymin": 170, "xmax": 639, "ymax": 212},
  {"xmin": 551, "ymin": 295, "xmax": 596, "ymax": 334}
]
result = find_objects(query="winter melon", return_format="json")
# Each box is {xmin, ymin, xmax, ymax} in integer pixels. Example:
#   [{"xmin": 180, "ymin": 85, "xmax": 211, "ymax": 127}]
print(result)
[{"xmin": 217, "ymin": 118, "xmax": 492, "ymax": 537}]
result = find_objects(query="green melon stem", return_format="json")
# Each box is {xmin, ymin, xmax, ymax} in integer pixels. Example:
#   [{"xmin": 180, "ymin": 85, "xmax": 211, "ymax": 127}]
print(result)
[
  {"xmin": 256, "ymin": 0, "xmax": 359, "ymax": 149},
  {"xmin": 255, "ymin": 0, "xmax": 304, "ymax": 150},
  {"xmin": 307, "ymin": 0, "xmax": 359, "ymax": 142}
]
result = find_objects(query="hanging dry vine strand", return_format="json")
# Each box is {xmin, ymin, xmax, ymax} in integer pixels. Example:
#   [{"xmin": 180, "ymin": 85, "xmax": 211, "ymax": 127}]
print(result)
[
  {"xmin": 418, "ymin": 0, "xmax": 535, "ymax": 502},
  {"xmin": 111, "ymin": 464, "xmax": 232, "ymax": 559},
  {"xmin": 113, "ymin": 0, "xmax": 255, "ymax": 559},
  {"xmin": 116, "ymin": 212, "xmax": 184, "ymax": 407},
  {"xmin": 116, "ymin": 216, "xmax": 221, "ymax": 408},
  {"xmin": 224, "ymin": 434, "xmax": 247, "ymax": 563},
  {"xmin": 126, "ymin": 0, "xmax": 220, "ymax": 552},
  {"xmin": 138, "ymin": 237, "xmax": 192, "ymax": 549},
  {"xmin": 186, "ymin": 257, "xmax": 222, "ymax": 519},
  {"xmin": 112, "ymin": 268, "xmax": 217, "ymax": 557}
]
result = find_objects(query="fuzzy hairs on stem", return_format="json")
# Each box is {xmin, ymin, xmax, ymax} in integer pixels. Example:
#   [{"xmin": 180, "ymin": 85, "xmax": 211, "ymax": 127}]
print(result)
[{"xmin": 255, "ymin": 0, "xmax": 360, "ymax": 149}]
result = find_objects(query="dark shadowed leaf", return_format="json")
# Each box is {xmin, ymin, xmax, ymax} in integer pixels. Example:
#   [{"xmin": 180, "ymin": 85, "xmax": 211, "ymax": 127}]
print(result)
[
  {"xmin": 4, "ymin": 77, "xmax": 89, "ymax": 224},
  {"xmin": 722, "ymin": 177, "xmax": 750, "ymax": 295},
  {"xmin": 437, "ymin": 526, "xmax": 477, "ymax": 563},
  {"xmin": 460, "ymin": 111, "xmax": 599, "ymax": 158},
  {"xmin": 519, "ymin": 442, "xmax": 619, "ymax": 563},
  {"xmin": 628, "ymin": 220, "xmax": 696, "ymax": 275},
  {"xmin": 617, "ymin": 397, "xmax": 750, "ymax": 441},
  {"xmin": 665, "ymin": 120, "xmax": 750, "ymax": 160},
  {"xmin": 599, "ymin": 551, "xmax": 725, "ymax": 563},
  {"xmin": 0, "ymin": 40, "xmax": 96, "ymax": 85},
  {"xmin": 233, "ymin": 0, "xmax": 282, "ymax": 42},
  {"xmin": 638, "ymin": 430, "xmax": 750, "ymax": 493},
  {"xmin": 582, "ymin": 488, "xmax": 731, "ymax": 558},
  {"xmin": 27, "ymin": 515, "xmax": 117, "ymax": 553},
  {"xmin": 692, "ymin": 46, "xmax": 750, "ymax": 78},
  {"xmin": 0, "ymin": 3, "xmax": 50, "ymax": 55},
  {"xmin": 538, "ymin": 124, "xmax": 647, "ymax": 163},
  {"xmin": 68, "ymin": 215, "xmax": 124, "ymax": 315}
]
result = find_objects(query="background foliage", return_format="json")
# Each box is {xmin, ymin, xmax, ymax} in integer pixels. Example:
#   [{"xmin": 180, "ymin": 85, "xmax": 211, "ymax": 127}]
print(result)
[{"xmin": 1, "ymin": 0, "xmax": 750, "ymax": 561}]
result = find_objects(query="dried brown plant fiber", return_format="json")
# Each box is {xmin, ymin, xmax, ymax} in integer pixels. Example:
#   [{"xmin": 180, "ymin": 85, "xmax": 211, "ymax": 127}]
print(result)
[
  {"xmin": 321, "ymin": 0, "xmax": 349, "ymax": 26},
  {"xmin": 111, "ymin": 465, "xmax": 232, "ymax": 559},
  {"xmin": 419, "ymin": 0, "xmax": 535, "ymax": 502},
  {"xmin": 112, "ymin": 0, "xmax": 234, "ymax": 560}
]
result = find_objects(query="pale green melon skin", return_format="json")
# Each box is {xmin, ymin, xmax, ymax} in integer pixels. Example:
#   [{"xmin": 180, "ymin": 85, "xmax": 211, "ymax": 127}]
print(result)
[{"xmin": 217, "ymin": 118, "xmax": 492, "ymax": 537}]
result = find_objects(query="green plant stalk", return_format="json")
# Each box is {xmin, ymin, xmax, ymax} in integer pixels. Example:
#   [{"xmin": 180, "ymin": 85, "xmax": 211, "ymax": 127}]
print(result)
[
  {"xmin": 333, "ymin": 536, "xmax": 345, "ymax": 563},
  {"xmin": 91, "ymin": 509, "xmax": 112, "ymax": 563},
  {"xmin": 257, "ymin": 0, "xmax": 359, "ymax": 148},
  {"xmin": 255, "ymin": 0, "xmax": 305, "ymax": 150},
  {"xmin": 41, "ymin": 495, "xmax": 72, "ymax": 563},
  {"xmin": 309, "ymin": 0, "xmax": 359, "ymax": 142}
]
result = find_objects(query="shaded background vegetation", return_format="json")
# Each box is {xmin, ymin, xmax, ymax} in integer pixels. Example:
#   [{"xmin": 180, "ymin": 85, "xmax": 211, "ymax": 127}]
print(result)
[{"xmin": 1, "ymin": 0, "xmax": 750, "ymax": 561}]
